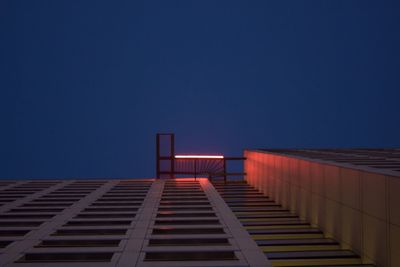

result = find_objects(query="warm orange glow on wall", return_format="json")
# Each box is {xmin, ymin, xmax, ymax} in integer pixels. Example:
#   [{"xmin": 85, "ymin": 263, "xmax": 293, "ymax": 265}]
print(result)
[{"xmin": 175, "ymin": 155, "xmax": 224, "ymax": 159}]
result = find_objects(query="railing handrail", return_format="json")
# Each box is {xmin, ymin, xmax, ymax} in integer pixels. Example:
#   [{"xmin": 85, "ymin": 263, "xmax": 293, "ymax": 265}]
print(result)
[{"xmin": 156, "ymin": 133, "xmax": 246, "ymax": 182}]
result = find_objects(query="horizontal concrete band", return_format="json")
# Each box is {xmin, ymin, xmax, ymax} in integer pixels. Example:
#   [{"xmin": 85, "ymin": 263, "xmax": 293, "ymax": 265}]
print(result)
[
  {"xmin": 244, "ymin": 150, "xmax": 400, "ymax": 267},
  {"xmin": 0, "ymin": 178, "xmax": 269, "ymax": 267}
]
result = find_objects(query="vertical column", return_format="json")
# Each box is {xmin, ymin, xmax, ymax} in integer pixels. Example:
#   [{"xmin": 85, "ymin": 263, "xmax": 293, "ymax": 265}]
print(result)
[
  {"xmin": 156, "ymin": 133, "xmax": 175, "ymax": 179},
  {"xmin": 202, "ymin": 179, "xmax": 271, "ymax": 267}
]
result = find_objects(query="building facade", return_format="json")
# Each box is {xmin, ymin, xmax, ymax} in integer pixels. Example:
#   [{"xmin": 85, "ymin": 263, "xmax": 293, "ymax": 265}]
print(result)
[
  {"xmin": 1, "ymin": 148, "xmax": 397, "ymax": 266},
  {"xmin": 245, "ymin": 148, "xmax": 400, "ymax": 267}
]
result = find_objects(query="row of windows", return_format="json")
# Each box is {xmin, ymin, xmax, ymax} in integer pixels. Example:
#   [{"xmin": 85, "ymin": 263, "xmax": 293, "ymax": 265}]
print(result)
[
  {"xmin": 0, "ymin": 182, "xmax": 60, "ymax": 205},
  {"xmin": 0, "ymin": 180, "xmax": 243, "ymax": 263},
  {"xmin": 13, "ymin": 180, "xmax": 154, "ymax": 263},
  {"xmin": 144, "ymin": 180, "xmax": 238, "ymax": 262},
  {"xmin": 0, "ymin": 181, "xmax": 105, "ymax": 210},
  {"xmin": 16, "ymin": 251, "xmax": 237, "ymax": 263}
]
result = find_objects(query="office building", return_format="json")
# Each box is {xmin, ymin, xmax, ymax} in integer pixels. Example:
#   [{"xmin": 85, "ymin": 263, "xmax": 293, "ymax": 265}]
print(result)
[{"xmin": 0, "ymin": 148, "xmax": 398, "ymax": 266}]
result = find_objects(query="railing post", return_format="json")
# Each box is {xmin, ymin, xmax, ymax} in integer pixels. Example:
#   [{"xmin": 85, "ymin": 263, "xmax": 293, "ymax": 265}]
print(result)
[
  {"xmin": 170, "ymin": 134, "xmax": 175, "ymax": 179},
  {"xmin": 156, "ymin": 134, "xmax": 160, "ymax": 179},
  {"xmin": 223, "ymin": 158, "xmax": 227, "ymax": 183},
  {"xmin": 194, "ymin": 159, "xmax": 197, "ymax": 180}
]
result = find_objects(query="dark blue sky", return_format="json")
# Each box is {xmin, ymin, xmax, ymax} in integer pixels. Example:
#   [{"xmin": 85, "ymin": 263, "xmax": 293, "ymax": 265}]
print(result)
[{"xmin": 1, "ymin": 1, "xmax": 399, "ymax": 179}]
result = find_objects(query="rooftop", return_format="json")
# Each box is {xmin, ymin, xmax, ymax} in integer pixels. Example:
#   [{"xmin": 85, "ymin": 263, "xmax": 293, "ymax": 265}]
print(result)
[{"xmin": 255, "ymin": 148, "xmax": 400, "ymax": 177}]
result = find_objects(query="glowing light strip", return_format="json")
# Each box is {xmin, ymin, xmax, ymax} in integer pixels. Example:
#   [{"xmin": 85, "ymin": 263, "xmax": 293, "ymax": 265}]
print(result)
[{"xmin": 175, "ymin": 155, "xmax": 224, "ymax": 159}]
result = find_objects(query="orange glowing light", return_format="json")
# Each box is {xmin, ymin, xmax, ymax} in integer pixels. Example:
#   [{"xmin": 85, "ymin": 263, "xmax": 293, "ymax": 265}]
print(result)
[{"xmin": 175, "ymin": 155, "xmax": 224, "ymax": 159}]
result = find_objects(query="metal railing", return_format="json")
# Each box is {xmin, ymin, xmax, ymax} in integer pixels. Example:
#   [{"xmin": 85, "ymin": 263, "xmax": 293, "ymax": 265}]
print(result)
[{"xmin": 156, "ymin": 133, "xmax": 246, "ymax": 182}]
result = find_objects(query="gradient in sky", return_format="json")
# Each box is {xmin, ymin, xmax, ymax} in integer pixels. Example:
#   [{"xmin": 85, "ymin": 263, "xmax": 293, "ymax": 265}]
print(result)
[{"xmin": 1, "ymin": 1, "xmax": 399, "ymax": 178}]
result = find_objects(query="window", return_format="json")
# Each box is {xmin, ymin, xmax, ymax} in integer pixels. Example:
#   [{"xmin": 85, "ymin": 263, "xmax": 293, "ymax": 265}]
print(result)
[
  {"xmin": 152, "ymin": 228, "xmax": 225, "ymax": 235},
  {"xmin": 0, "ymin": 221, "xmax": 43, "ymax": 227},
  {"xmin": 33, "ymin": 199, "xmax": 79, "ymax": 202},
  {"xmin": 144, "ymin": 251, "xmax": 237, "ymax": 261},
  {"xmin": 64, "ymin": 220, "xmax": 132, "ymax": 226},
  {"xmin": 0, "ymin": 230, "xmax": 30, "ymax": 236},
  {"xmin": 149, "ymin": 238, "xmax": 229, "ymax": 246},
  {"xmin": 75, "ymin": 213, "xmax": 136, "ymax": 219},
  {"xmin": 7, "ymin": 208, "xmax": 64, "ymax": 213},
  {"xmin": 97, "ymin": 198, "xmax": 144, "ymax": 202},
  {"xmin": 0, "ymin": 214, "xmax": 55, "ymax": 219},
  {"xmin": 36, "ymin": 239, "xmax": 120, "ymax": 248},
  {"xmin": 155, "ymin": 219, "xmax": 219, "ymax": 225},
  {"xmin": 158, "ymin": 207, "xmax": 212, "ymax": 211},
  {"xmin": 157, "ymin": 212, "xmax": 216, "ymax": 218},
  {"xmin": 51, "ymin": 229, "xmax": 127, "ymax": 236},
  {"xmin": 17, "ymin": 252, "xmax": 114, "ymax": 262},
  {"xmin": 21, "ymin": 203, "xmax": 72, "ymax": 207},
  {"xmin": 83, "ymin": 207, "xmax": 138, "ymax": 212},
  {"xmin": 91, "ymin": 202, "xmax": 141, "ymax": 206}
]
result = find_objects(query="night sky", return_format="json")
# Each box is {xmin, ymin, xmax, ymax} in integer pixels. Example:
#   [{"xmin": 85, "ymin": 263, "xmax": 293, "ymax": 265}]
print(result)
[{"xmin": 1, "ymin": 1, "xmax": 399, "ymax": 179}]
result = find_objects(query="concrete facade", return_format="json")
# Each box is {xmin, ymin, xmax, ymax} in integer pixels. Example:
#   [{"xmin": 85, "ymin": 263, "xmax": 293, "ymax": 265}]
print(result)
[
  {"xmin": 244, "ymin": 149, "xmax": 400, "ymax": 267},
  {"xmin": 0, "ymin": 178, "xmax": 266, "ymax": 267}
]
